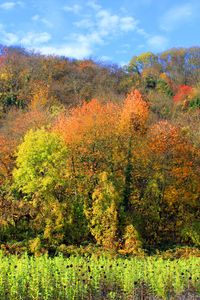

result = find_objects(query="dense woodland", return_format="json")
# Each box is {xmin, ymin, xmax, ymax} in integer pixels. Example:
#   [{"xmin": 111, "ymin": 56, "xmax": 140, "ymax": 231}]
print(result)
[{"xmin": 0, "ymin": 45, "xmax": 200, "ymax": 256}]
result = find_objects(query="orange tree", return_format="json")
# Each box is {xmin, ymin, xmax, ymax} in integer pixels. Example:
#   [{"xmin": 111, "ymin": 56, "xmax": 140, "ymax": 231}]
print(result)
[
  {"xmin": 53, "ymin": 90, "xmax": 149, "ymax": 250},
  {"xmin": 130, "ymin": 120, "xmax": 200, "ymax": 249}
]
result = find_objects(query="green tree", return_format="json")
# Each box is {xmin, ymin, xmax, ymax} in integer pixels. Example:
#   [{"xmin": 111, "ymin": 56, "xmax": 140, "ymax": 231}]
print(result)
[
  {"xmin": 13, "ymin": 128, "xmax": 67, "ymax": 195},
  {"xmin": 13, "ymin": 128, "xmax": 68, "ymax": 249}
]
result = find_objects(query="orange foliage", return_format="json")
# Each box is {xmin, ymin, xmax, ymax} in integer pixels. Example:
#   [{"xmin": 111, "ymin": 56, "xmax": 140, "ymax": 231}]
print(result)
[
  {"xmin": 53, "ymin": 99, "xmax": 120, "ymax": 177},
  {"xmin": 53, "ymin": 91, "xmax": 150, "ymax": 180},
  {"xmin": 54, "ymin": 90, "xmax": 149, "ymax": 150},
  {"xmin": 149, "ymin": 121, "xmax": 179, "ymax": 154},
  {"xmin": 54, "ymin": 99, "xmax": 119, "ymax": 145},
  {"xmin": 149, "ymin": 120, "xmax": 197, "ymax": 188},
  {"xmin": 78, "ymin": 60, "xmax": 95, "ymax": 70},
  {"xmin": 173, "ymin": 85, "xmax": 193, "ymax": 103},
  {"xmin": 0, "ymin": 134, "xmax": 15, "ymax": 181},
  {"xmin": 120, "ymin": 89, "xmax": 149, "ymax": 133}
]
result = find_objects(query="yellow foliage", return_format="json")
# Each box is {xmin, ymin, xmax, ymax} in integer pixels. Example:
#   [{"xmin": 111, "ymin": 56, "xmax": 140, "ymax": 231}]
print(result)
[
  {"xmin": 0, "ymin": 71, "xmax": 10, "ymax": 81},
  {"xmin": 119, "ymin": 224, "xmax": 144, "ymax": 256},
  {"xmin": 29, "ymin": 237, "xmax": 41, "ymax": 255},
  {"xmin": 30, "ymin": 81, "xmax": 49, "ymax": 109},
  {"xmin": 85, "ymin": 172, "xmax": 119, "ymax": 249}
]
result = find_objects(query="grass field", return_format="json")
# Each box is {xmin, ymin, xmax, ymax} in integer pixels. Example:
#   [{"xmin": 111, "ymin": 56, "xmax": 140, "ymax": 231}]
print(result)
[{"xmin": 0, "ymin": 252, "xmax": 199, "ymax": 299}]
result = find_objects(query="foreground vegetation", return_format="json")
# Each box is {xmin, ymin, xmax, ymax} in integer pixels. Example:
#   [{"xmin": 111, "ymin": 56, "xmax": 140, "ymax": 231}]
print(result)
[{"xmin": 0, "ymin": 252, "xmax": 199, "ymax": 300}]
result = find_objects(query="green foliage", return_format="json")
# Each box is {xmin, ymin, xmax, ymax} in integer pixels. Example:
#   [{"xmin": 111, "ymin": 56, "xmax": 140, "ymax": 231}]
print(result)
[
  {"xmin": 144, "ymin": 75, "xmax": 157, "ymax": 90},
  {"xmin": 189, "ymin": 97, "xmax": 200, "ymax": 109},
  {"xmin": 129, "ymin": 52, "xmax": 158, "ymax": 74},
  {"xmin": 0, "ymin": 254, "xmax": 199, "ymax": 299},
  {"xmin": 182, "ymin": 222, "xmax": 200, "ymax": 246},
  {"xmin": 156, "ymin": 78, "xmax": 173, "ymax": 96},
  {"xmin": 12, "ymin": 129, "xmax": 69, "ymax": 246},
  {"xmin": 13, "ymin": 128, "xmax": 67, "ymax": 195}
]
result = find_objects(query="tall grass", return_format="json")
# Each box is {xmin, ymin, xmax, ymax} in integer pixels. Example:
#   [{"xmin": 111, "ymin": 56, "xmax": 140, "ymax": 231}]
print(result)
[{"xmin": 0, "ymin": 252, "xmax": 199, "ymax": 299}]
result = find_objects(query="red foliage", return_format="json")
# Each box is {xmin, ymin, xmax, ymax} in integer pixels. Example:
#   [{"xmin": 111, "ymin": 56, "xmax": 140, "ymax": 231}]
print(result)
[{"xmin": 173, "ymin": 85, "xmax": 193, "ymax": 102}]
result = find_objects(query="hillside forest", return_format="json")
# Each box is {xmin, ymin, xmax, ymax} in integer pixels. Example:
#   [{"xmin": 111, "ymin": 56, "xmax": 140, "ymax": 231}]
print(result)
[{"xmin": 0, "ymin": 45, "xmax": 200, "ymax": 256}]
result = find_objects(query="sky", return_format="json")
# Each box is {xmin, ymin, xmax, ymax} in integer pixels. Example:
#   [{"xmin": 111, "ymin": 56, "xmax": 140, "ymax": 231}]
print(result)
[{"xmin": 0, "ymin": 0, "xmax": 199, "ymax": 65}]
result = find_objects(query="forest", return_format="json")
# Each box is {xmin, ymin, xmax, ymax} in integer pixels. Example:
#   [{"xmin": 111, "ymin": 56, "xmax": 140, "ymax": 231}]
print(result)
[{"xmin": 0, "ymin": 45, "xmax": 200, "ymax": 257}]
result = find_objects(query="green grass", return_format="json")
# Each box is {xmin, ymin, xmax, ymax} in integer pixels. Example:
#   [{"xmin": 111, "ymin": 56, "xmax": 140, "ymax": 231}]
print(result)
[{"xmin": 0, "ymin": 252, "xmax": 199, "ymax": 299}]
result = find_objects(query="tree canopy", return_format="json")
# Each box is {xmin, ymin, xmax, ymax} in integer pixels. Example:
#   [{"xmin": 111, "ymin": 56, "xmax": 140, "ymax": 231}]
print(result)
[{"xmin": 0, "ymin": 45, "xmax": 200, "ymax": 255}]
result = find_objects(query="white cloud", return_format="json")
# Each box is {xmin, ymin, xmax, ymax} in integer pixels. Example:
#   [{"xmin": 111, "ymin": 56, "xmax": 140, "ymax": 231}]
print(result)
[
  {"xmin": 32, "ymin": 15, "xmax": 53, "ymax": 28},
  {"xmin": 37, "ymin": 44, "xmax": 92, "ymax": 59},
  {"xmin": 95, "ymin": 10, "xmax": 137, "ymax": 34},
  {"xmin": 160, "ymin": 3, "xmax": 193, "ymax": 31},
  {"xmin": 0, "ymin": 1, "xmax": 16, "ymax": 9},
  {"xmin": 75, "ymin": 32, "xmax": 104, "ymax": 45},
  {"xmin": 1, "ymin": 0, "xmax": 167, "ymax": 60},
  {"xmin": 41, "ymin": 19, "xmax": 53, "ymax": 28},
  {"xmin": 75, "ymin": 7, "xmax": 139, "ymax": 38},
  {"xmin": 120, "ymin": 16, "xmax": 138, "ymax": 31},
  {"xmin": 86, "ymin": 0, "xmax": 101, "ymax": 11},
  {"xmin": 0, "ymin": 22, "xmax": 52, "ymax": 47},
  {"xmin": 32, "ymin": 14, "xmax": 40, "ymax": 21},
  {"xmin": 147, "ymin": 35, "xmax": 169, "ymax": 51},
  {"xmin": 71, "ymin": 3, "xmax": 141, "ymax": 59},
  {"xmin": 0, "ymin": 1, "xmax": 23, "ymax": 10},
  {"xmin": 97, "ymin": 10, "xmax": 118, "ymax": 32},
  {"xmin": 74, "ymin": 18, "xmax": 94, "ymax": 29},
  {"xmin": 20, "ymin": 32, "xmax": 51, "ymax": 46},
  {"xmin": 1, "ymin": 32, "xmax": 19, "ymax": 44},
  {"xmin": 63, "ymin": 4, "xmax": 82, "ymax": 14},
  {"xmin": 136, "ymin": 28, "xmax": 149, "ymax": 38},
  {"xmin": 0, "ymin": 24, "xmax": 19, "ymax": 44}
]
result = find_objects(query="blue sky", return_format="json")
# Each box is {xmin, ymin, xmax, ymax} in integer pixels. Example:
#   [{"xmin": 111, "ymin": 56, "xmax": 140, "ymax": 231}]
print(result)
[{"xmin": 0, "ymin": 0, "xmax": 199, "ymax": 64}]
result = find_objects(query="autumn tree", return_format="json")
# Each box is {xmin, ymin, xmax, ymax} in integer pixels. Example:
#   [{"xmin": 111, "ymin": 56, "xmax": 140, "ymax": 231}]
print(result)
[
  {"xmin": 0, "ymin": 44, "xmax": 200, "ymax": 253},
  {"xmin": 13, "ymin": 129, "xmax": 69, "ymax": 248},
  {"xmin": 137, "ymin": 121, "xmax": 200, "ymax": 247},
  {"xmin": 119, "ymin": 89, "xmax": 149, "ymax": 211},
  {"xmin": 0, "ymin": 134, "xmax": 15, "ymax": 183},
  {"xmin": 85, "ymin": 172, "xmax": 120, "ymax": 249}
]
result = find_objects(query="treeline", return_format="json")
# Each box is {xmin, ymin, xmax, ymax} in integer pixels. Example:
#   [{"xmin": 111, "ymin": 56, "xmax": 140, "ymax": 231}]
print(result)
[
  {"xmin": 0, "ymin": 45, "xmax": 129, "ymax": 116},
  {"xmin": 0, "ymin": 45, "xmax": 200, "ymax": 255}
]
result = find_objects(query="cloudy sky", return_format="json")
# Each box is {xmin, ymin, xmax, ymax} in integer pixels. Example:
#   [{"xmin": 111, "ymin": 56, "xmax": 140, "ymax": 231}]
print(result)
[{"xmin": 0, "ymin": 0, "xmax": 199, "ymax": 64}]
